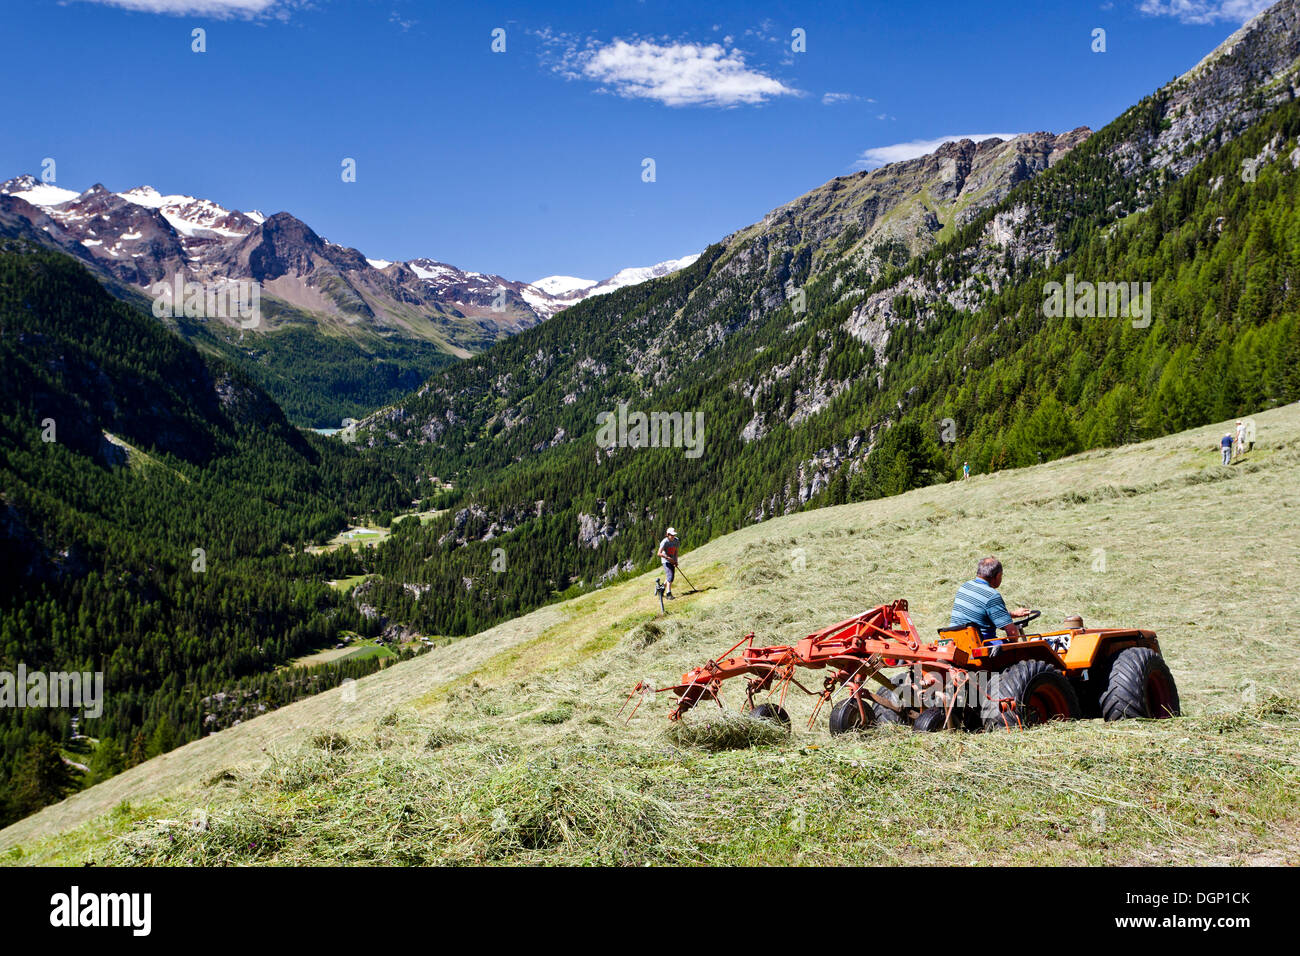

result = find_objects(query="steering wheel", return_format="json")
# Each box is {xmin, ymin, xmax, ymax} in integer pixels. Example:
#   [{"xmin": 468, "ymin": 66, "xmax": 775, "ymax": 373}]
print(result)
[{"xmin": 1012, "ymin": 610, "xmax": 1041, "ymax": 628}]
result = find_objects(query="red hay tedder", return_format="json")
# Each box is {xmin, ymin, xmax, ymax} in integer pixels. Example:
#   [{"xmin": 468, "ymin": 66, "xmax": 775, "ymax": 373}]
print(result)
[{"xmin": 621, "ymin": 600, "xmax": 1179, "ymax": 732}]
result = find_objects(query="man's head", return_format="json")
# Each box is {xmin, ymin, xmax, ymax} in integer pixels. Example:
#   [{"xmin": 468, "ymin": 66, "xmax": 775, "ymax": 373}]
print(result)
[
  {"xmin": 666, "ymin": 526, "xmax": 677, "ymax": 538},
  {"xmin": 976, "ymin": 556, "xmax": 1003, "ymax": 588}
]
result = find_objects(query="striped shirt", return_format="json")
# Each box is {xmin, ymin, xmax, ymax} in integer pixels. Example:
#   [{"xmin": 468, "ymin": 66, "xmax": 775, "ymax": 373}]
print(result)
[{"xmin": 950, "ymin": 577, "xmax": 1012, "ymax": 641}]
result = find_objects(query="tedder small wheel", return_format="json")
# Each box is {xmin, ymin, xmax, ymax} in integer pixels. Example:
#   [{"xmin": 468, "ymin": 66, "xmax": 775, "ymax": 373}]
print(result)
[
  {"xmin": 828, "ymin": 695, "xmax": 876, "ymax": 735},
  {"xmin": 1099, "ymin": 647, "xmax": 1181, "ymax": 720},
  {"xmin": 749, "ymin": 703, "xmax": 792, "ymax": 728},
  {"xmin": 983, "ymin": 660, "xmax": 1081, "ymax": 730},
  {"xmin": 912, "ymin": 707, "xmax": 953, "ymax": 732}
]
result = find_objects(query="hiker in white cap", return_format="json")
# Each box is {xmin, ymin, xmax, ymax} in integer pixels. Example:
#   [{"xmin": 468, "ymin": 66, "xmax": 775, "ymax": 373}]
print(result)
[{"xmin": 657, "ymin": 527, "xmax": 680, "ymax": 600}]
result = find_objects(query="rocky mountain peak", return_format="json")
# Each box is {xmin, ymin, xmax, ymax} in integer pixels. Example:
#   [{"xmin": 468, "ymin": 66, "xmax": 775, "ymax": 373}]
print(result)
[
  {"xmin": 0, "ymin": 174, "xmax": 39, "ymax": 192},
  {"xmin": 230, "ymin": 212, "xmax": 326, "ymax": 281}
]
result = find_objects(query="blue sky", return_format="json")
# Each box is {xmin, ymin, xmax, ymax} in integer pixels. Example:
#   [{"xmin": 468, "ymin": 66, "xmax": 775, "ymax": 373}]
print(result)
[{"xmin": 0, "ymin": 0, "xmax": 1274, "ymax": 280}]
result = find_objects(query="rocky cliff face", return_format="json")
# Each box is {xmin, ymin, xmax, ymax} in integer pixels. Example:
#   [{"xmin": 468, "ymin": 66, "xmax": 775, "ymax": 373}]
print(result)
[
  {"xmin": 718, "ymin": 128, "xmax": 1092, "ymax": 284},
  {"xmin": 1150, "ymin": 0, "xmax": 1300, "ymax": 178}
]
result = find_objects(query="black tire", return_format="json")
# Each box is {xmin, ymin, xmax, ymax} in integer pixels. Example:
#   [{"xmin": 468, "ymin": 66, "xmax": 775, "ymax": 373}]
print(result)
[
  {"xmin": 983, "ymin": 660, "xmax": 1081, "ymax": 730},
  {"xmin": 912, "ymin": 707, "xmax": 951, "ymax": 732},
  {"xmin": 890, "ymin": 668, "xmax": 919, "ymax": 706},
  {"xmin": 749, "ymin": 702, "xmax": 791, "ymax": 728},
  {"xmin": 871, "ymin": 686, "xmax": 907, "ymax": 727},
  {"xmin": 828, "ymin": 695, "xmax": 876, "ymax": 735},
  {"xmin": 1099, "ymin": 647, "xmax": 1180, "ymax": 721}
]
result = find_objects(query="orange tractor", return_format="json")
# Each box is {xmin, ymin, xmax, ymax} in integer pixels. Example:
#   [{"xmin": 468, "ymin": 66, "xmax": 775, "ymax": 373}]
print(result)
[{"xmin": 622, "ymin": 600, "xmax": 1179, "ymax": 731}]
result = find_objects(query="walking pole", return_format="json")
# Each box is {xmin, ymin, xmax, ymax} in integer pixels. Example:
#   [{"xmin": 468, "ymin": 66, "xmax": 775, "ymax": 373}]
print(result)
[{"xmin": 674, "ymin": 563, "xmax": 698, "ymax": 593}]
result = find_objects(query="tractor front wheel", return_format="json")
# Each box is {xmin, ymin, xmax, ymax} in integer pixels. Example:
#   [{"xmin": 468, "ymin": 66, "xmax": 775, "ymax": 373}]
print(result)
[
  {"xmin": 984, "ymin": 660, "xmax": 1081, "ymax": 730},
  {"xmin": 1099, "ymin": 647, "xmax": 1180, "ymax": 720}
]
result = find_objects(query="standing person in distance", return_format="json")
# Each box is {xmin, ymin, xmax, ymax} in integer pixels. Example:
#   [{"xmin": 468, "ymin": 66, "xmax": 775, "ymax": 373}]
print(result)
[{"xmin": 657, "ymin": 527, "xmax": 681, "ymax": 600}]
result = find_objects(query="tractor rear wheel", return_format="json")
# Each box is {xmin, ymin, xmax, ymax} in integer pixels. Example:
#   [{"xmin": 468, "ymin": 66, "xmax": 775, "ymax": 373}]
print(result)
[
  {"xmin": 1099, "ymin": 647, "xmax": 1180, "ymax": 720},
  {"xmin": 749, "ymin": 703, "xmax": 791, "ymax": 728},
  {"xmin": 983, "ymin": 660, "xmax": 1081, "ymax": 730}
]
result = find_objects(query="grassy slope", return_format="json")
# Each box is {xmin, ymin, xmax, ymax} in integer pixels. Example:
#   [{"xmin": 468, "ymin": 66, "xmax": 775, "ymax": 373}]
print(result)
[{"xmin": 4, "ymin": 405, "xmax": 1299, "ymax": 865}]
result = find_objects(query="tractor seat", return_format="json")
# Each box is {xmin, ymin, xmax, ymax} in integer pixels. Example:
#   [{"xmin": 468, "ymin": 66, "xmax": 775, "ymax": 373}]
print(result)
[{"xmin": 936, "ymin": 623, "xmax": 979, "ymax": 636}]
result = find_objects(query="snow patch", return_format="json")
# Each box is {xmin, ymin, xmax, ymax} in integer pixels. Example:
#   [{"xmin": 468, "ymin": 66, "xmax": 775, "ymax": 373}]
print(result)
[
  {"xmin": 530, "ymin": 275, "xmax": 599, "ymax": 296},
  {"xmin": 409, "ymin": 260, "xmax": 461, "ymax": 281},
  {"xmin": 118, "ymin": 185, "xmax": 169, "ymax": 208},
  {"xmin": 8, "ymin": 183, "xmax": 81, "ymax": 206}
]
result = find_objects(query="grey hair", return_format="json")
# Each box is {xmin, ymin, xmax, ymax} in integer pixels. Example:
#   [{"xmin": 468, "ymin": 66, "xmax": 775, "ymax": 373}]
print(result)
[{"xmin": 977, "ymin": 557, "xmax": 1003, "ymax": 581}]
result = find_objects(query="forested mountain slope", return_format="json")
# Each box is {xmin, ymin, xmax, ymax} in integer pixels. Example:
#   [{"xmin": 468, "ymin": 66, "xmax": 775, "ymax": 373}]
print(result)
[{"xmin": 0, "ymin": 242, "xmax": 415, "ymax": 826}]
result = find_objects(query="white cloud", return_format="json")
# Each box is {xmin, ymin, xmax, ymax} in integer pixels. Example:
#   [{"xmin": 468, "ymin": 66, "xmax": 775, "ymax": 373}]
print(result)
[
  {"xmin": 72, "ymin": 0, "xmax": 284, "ymax": 16},
  {"xmin": 552, "ymin": 37, "xmax": 799, "ymax": 107},
  {"xmin": 1137, "ymin": 1, "xmax": 1273, "ymax": 25},
  {"xmin": 854, "ymin": 133, "xmax": 1020, "ymax": 170},
  {"xmin": 822, "ymin": 92, "xmax": 857, "ymax": 105}
]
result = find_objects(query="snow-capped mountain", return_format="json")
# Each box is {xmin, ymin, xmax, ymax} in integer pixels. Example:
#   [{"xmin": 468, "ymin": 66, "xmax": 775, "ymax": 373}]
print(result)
[
  {"xmin": 529, "ymin": 275, "xmax": 599, "ymax": 297},
  {"xmin": 117, "ymin": 184, "xmax": 266, "ymax": 235},
  {"xmin": 0, "ymin": 174, "xmax": 699, "ymax": 332},
  {"xmin": 531, "ymin": 254, "xmax": 702, "ymax": 308}
]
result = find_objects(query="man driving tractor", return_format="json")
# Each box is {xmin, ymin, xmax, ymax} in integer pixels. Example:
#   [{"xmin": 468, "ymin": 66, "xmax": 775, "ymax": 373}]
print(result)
[{"xmin": 950, "ymin": 556, "xmax": 1032, "ymax": 643}]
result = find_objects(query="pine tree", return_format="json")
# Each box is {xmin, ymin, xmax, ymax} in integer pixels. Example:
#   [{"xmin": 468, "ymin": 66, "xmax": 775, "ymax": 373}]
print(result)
[
  {"xmin": 127, "ymin": 731, "xmax": 148, "ymax": 769},
  {"xmin": 8, "ymin": 737, "xmax": 76, "ymax": 818},
  {"xmin": 88, "ymin": 737, "xmax": 127, "ymax": 785},
  {"xmin": 1021, "ymin": 396, "xmax": 1080, "ymax": 463},
  {"xmin": 856, "ymin": 420, "xmax": 948, "ymax": 500}
]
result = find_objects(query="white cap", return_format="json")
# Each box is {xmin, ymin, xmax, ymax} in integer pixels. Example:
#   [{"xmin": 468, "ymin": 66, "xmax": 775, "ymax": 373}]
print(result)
[{"xmin": 667, "ymin": 527, "xmax": 677, "ymax": 536}]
